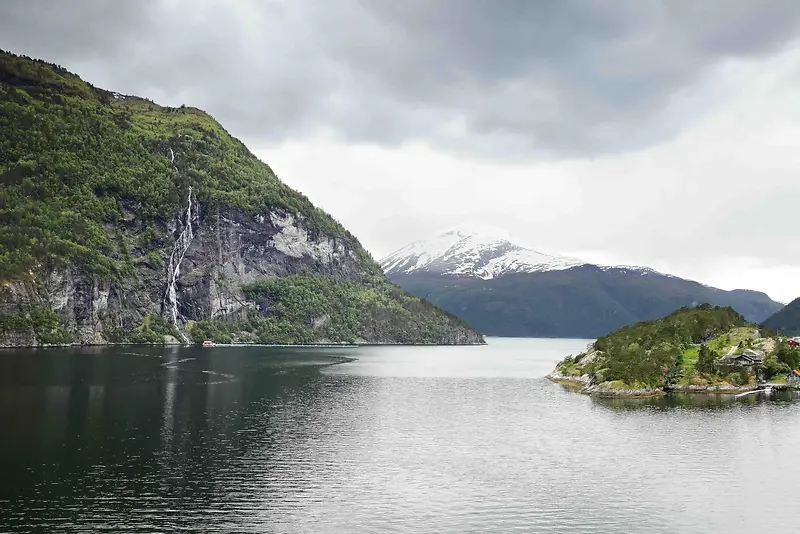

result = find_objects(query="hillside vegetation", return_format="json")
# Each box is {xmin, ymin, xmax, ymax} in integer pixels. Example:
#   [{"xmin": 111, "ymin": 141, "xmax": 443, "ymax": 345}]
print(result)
[
  {"xmin": 0, "ymin": 50, "xmax": 370, "ymax": 282},
  {"xmin": 189, "ymin": 273, "xmax": 480, "ymax": 345},
  {"xmin": 551, "ymin": 304, "xmax": 800, "ymax": 395},
  {"xmin": 0, "ymin": 50, "xmax": 482, "ymax": 346}
]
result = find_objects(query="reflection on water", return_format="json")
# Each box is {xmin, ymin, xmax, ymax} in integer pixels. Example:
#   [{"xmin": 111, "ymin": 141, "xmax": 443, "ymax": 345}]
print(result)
[
  {"xmin": 0, "ymin": 338, "xmax": 799, "ymax": 533},
  {"xmin": 592, "ymin": 389, "xmax": 800, "ymax": 411}
]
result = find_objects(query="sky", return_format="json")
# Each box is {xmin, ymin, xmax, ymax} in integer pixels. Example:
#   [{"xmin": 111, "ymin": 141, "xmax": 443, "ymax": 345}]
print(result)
[{"xmin": 2, "ymin": 0, "xmax": 800, "ymax": 302}]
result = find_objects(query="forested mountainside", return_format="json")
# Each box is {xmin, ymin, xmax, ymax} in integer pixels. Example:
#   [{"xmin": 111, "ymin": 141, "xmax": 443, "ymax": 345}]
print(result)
[
  {"xmin": 389, "ymin": 267, "xmax": 782, "ymax": 338},
  {"xmin": 0, "ymin": 50, "xmax": 482, "ymax": 346},
  {"xmin": 383, "ymin": 227, "xmax": 782, "ymax": 338},
  {"xmin": 762, "ymin": 297, "xmax": 800, "ymax": 334}
]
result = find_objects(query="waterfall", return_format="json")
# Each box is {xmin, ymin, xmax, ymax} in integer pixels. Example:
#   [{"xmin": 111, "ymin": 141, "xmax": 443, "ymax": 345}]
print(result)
[{"xmin": 163, "ymin": 177, "xmax": 198, "ymax": 341}]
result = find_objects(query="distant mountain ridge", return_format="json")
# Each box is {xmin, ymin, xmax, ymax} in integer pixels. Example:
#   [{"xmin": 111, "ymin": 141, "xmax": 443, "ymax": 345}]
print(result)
[
  {"xmin": 381, "ymin": 226, "xmax": 784, "ymax": 338},
  {"xmin": 762, "ymin": 297, "xmax": 800, "ymax": 334}
]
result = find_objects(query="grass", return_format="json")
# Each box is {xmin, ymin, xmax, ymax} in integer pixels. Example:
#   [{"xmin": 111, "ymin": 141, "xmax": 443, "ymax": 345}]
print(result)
[
  {"xmin": 710, "ymin": 327, "xmax": 759, "ymax": 351},
  {"xmin": 604, "ymin": 379, "xmax": 654, "ymax": 391},
  {"xmin": 682, "ymin": 345, "xmax": 700, "ymax": 374},
  {"xmin": 114, "ymin": 98, "xmax": 230, "ymax": 139},
  {"xmin": 679, "ymin": 326, "xmax": 762, "ymax": 385},
  {"xmin": 684, "ymin": 327, "xmax": 759, "ymax": 359}
]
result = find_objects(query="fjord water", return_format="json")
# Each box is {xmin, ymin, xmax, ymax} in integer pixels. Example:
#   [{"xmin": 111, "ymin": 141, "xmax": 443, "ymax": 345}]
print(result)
[{"xmin": 1, "ymin": 339, "xmax": 799, "ymax": 533}]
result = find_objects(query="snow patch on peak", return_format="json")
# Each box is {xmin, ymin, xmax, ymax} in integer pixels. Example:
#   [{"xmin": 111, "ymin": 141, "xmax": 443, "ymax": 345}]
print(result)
[
  {"xmin": 597, "ymin": 264, "xmax": 679, "ymax": 279},
  {"xmin": 380, "ymin": 225, "xmax": 586, "ymax": 279},
  {"xmin": 381, "ymin": 224, "xmax": 694, "ymax": 285}
]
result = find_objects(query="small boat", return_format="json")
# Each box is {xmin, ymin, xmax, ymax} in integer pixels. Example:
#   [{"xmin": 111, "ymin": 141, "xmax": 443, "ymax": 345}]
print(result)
[{"xmin": 202, "ymin": 340, "xmax": 216, "ymax": 347}]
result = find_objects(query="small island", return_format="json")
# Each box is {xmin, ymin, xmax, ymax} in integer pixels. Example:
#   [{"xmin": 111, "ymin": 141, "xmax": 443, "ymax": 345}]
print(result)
[{"xmin": 548, "ymin": 304, "xmax": 800, "ymax": 398}]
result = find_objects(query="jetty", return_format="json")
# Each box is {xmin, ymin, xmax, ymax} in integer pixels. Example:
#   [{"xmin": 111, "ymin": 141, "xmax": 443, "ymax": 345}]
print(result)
[{"xmin": 734, "ymin": 383, "xmax": 796, "ymax": 398}]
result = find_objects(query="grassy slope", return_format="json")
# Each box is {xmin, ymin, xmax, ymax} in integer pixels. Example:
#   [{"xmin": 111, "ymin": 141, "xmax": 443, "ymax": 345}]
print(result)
[
  {"xmin": 676, "ymin": 327, "xmax": 762, "ymax": 387},
  {"xmin": 0, "ymin": 50, "xmax": 481, "ymax": 345}
]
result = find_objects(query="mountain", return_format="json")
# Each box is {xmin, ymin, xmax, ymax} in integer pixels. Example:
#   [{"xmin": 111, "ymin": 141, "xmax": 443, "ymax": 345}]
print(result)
[
  {"xmin": 381, "ymin": 226, "xmax": 784, "ymax": 338},
  {"xmin": 0, "ymin": 50, "xmax": 482, "ymax": 347},
  {"xmin": 762, "ymin": 297, "xmax": 800, "ymax": 334},
  {"xmin": 381, "ymin": 225, "xmax": 584, "ymax": 279}
]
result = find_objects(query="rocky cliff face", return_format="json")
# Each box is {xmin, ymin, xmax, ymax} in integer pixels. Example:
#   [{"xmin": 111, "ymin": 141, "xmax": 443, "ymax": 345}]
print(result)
[
  {"xmin": 168, "ymin": 203, "xmax": 367, "ymax": 324},
  {"xmin": 0, "ymin": 50, "xmax": 483, "ymax": 347},
  {"xmin": 1, "ymin": 202, "xmax": 368, "ymax": 346}
]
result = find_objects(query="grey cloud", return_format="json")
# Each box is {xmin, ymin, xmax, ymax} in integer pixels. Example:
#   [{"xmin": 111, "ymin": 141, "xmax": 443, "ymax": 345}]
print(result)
[
  {"xmin": 1, "ymin": 0, "xmax": 161, "ymax": 60},
  {"xmin": 2, "ymin": 0, "xmax": 800, "ymax": 158}
]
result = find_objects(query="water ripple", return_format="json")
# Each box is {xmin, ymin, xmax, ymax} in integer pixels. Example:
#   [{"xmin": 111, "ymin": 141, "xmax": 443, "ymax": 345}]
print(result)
[{"xmin": 1, "ymin": 340, "xmax": 799, "ymax": 532}]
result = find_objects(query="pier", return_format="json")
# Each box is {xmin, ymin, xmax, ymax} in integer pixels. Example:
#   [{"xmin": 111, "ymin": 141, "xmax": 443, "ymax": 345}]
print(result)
[{"xmin": 735, "ymin": 383, "xmax": 797, "ymax": 398}]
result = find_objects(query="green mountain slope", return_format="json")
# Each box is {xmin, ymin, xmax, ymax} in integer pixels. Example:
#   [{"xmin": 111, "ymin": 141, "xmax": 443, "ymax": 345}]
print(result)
[
  {"xmin": 762, "ymin": 297, "xmax": 800, "ymax": 334},
  {"xmin": 0, "ymin": 50, "xmax": 483, "ymax": 346},
  {"xmin": 389, "ymin": 266, "xmax": 783, "ymax": 338}
]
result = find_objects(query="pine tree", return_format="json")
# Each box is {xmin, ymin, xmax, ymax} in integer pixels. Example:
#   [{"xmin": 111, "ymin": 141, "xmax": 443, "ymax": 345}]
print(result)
[{"xmin": 696, "ymin": 344, "xmax": 717, "ymax": 374}]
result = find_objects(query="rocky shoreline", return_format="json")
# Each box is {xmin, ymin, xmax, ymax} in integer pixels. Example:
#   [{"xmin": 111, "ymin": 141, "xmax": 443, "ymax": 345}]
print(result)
[
  {"xmin": 1, "ymin": 337, "xmax": 487, "ymax": 349},
  {"xmin": 546, "ymin": 369, "xmax": 664, "ymax": 398},
  {"xmin": 546, "ymin": 368, "xmax": 758, "ymax": 398}
]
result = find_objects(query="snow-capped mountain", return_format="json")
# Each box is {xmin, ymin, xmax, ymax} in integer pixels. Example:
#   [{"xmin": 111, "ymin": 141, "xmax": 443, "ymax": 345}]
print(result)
[
  {"xmin": 380, "ymin": 225, "xmax": 586, "ymax": 279},
  {"xmin": 380, "ymin": 224, "xmax": 784, "ymax": 338}
]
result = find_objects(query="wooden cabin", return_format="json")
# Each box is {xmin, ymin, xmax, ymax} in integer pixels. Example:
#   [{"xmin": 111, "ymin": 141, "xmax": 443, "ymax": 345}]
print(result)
[{"xmin": 721, "ymin": 348, "xmax": 765, "ymax": 367}]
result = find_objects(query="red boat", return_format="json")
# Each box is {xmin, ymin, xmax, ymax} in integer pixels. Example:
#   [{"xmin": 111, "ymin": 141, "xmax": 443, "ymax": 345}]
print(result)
[{"xmin": 202, "ymin": 340, "xmax": 216, "ymax": 347}]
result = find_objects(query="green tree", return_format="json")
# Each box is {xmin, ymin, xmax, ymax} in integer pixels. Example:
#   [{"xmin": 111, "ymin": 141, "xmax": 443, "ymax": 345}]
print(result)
[
  {"xmin": 696, "ymin": 343, "xmax": 718, "ymax": 374},
  {"xmin": 776, "ymin": 344, "xmax": 800, "ymax": 370}
]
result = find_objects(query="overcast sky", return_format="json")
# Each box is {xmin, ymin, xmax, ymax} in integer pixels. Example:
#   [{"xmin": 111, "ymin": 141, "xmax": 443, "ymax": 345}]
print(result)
[{"xmin": 2, "ymin": 0, "xmax": 800, "ymax": 302}]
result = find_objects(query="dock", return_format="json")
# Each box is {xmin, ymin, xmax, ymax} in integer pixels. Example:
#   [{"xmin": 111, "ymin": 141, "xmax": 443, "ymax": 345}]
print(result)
[{"xmin": 735, "ymin": 383, "xmax": 796, "ymax": 398}]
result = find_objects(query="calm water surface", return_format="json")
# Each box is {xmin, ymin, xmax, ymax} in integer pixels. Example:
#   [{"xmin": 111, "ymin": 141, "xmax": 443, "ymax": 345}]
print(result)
[{"xmin": 1, "ymin": 338, "xmax": 799, "ymax": 533}]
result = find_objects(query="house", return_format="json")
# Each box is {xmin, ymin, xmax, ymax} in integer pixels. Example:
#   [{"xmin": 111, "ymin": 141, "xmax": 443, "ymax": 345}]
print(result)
[
  {"xmin": 721, "ymin": 348, "xmax": 765, "ymax": 366},
  {"xmin": 787, "ymin": 338, "xmax": 800, "ymax": 348}
]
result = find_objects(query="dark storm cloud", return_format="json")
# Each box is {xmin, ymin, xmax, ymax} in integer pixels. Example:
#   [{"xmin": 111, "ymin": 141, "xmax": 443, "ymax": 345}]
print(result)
[{"xmin": 2, "ymin": 0, "xmax": 800, "ymax": 158}]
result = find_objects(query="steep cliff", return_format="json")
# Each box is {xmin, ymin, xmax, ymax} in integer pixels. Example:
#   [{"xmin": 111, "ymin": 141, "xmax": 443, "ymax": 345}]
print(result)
[{"xmin": 0, "ymin": 50, "xmax": 483, "ymax": 346}]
